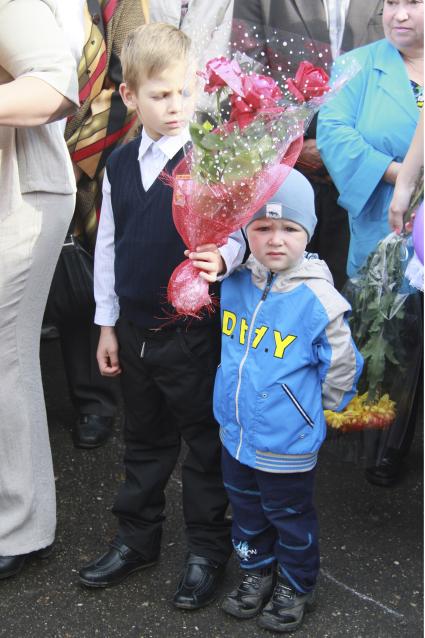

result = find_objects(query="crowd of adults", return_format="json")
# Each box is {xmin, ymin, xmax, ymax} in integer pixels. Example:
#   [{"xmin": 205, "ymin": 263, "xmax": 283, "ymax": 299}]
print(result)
[{"xmin": 0, "ymin": 0, "xmax": 422, "ymax": 590}]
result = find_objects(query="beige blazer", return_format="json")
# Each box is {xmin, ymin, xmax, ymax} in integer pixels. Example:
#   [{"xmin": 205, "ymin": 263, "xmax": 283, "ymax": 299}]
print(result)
[{"xmin": 0, "ymin": 0, "xmax": 79, "ymax": 220}]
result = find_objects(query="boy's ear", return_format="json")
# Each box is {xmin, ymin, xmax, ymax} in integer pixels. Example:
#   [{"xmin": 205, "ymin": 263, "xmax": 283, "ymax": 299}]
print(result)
[{"xmin": 119, "ymin": 83, "xmax": 136, "ymax": 109}]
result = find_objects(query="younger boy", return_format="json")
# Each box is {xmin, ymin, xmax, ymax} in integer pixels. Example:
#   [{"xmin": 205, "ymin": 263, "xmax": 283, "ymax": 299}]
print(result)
[
  {"xmin": 214, "ymin": 169, "xmax": 363, "ymax": 632},
  {"xmin": 78, "ymin": 23, "xmax": 245, "ymax": 608}
]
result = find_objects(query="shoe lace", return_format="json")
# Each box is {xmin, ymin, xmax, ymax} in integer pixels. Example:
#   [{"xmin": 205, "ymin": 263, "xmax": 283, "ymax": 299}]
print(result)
[{"xmin": 240, "ymin": 571, "xmax": 263, "ymax": 591}]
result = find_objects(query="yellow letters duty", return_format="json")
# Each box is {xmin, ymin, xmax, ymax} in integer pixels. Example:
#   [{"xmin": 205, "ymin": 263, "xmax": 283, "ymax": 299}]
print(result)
[{"xmin": 222, "ymin": 310, "xmax": 297, "ymax": 359}]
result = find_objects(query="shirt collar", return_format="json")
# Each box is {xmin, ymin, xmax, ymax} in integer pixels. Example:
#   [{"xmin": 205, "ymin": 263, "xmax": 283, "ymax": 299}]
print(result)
[{"xmin": 138, "ymin": 128, "xmax": 191, "ymax": 161}]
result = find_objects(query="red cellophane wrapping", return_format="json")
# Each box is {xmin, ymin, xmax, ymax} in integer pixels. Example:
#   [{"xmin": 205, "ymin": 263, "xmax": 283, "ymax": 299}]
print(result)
[{"xmin": 165, "ymin": 136, "xmax": 303, "ymax": 317}]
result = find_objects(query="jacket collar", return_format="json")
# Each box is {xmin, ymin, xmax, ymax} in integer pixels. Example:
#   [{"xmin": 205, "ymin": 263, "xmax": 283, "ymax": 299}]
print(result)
[
  {"xmin": 245, "ymin": 253, "xmax": 334, "ymax": 293},
  {"xmin": 138, "ymin": 128, "xmax": 190, "ymax": 162},
  {"xmin": 373, "ymin": 39, "xmax": 418, "ymax": 123},
  {"xmin": 246, "ymin": 254, "xmax": 308, "ymax": 289}
]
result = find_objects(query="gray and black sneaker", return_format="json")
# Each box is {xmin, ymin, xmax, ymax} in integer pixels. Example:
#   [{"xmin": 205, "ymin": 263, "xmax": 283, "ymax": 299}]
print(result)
[
  {"xmin": 257, "ymin": 575, "xmax": 316, "ymax": 633},
  {"xmin": 221, "ymin": 566, "xmax": 275, "ymax": 619}
]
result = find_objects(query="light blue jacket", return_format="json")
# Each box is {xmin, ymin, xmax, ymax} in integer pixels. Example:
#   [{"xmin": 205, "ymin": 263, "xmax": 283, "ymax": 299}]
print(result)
[
  {"xmin": 317, "ymin": 39, "xmax": 419, "ymax": 277},
  {"xmin": 213, "ymin": 256, "xmax": 363, "ymax": 473}
]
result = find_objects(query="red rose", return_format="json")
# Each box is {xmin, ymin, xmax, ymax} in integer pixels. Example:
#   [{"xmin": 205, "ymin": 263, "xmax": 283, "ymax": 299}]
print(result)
[
  {"xmin": 287, "ymin": 61, "xmax": 330, "ymax": 103},
  {"xmin": 229, "ymin": 73, "xmax": 284, "ymax": 128},
  {"xmin": 202, "ymin": 57, "xmax": 244, "ymax": 95},
  {"xmin": 242, "ymin": 74, "xmax": 283, "ymax": 107}
]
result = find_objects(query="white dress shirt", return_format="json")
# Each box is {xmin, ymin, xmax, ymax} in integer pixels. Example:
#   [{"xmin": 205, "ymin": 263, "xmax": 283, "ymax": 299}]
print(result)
[
  {"xmin": 94, "ymin": 128, "xmax": 246, "ymax": 326},
  {"xmin": 323, "ymin": 0, "xmax": 351, "ymax": 60}
]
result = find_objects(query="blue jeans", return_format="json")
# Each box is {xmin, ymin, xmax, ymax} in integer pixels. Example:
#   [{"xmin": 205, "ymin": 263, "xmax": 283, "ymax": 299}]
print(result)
[{"xmin": 222, "ymin": 446, "xmax": 319, "ymax": 593}]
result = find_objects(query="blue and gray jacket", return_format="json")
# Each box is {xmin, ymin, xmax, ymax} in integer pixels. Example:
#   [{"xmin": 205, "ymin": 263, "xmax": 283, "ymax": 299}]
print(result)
[{"xmin": 213, "ymin": 255, "xmax": 363, "ymax": 473}]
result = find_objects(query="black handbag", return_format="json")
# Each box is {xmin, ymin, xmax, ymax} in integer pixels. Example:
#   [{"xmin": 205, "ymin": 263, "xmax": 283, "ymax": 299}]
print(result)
[{"xmin": 45, "ymin": 231, "xmax": 95, "ymax": 323}]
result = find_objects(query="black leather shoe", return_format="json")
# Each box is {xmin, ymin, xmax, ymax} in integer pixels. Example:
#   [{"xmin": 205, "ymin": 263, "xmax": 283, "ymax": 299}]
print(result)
[
  {"xmin": 0, "ymin": 544, "xmax": 53, "ymax": 580},
  {"xmin": 73, "ymin": 415, "xmax": 113, "ymax": 449},
  {"xmin": 365, "ymin": 450, "xmax": 403, "ymax": 487},
  {"xmin": 79, "ymin": 539, "xmax": 158, "ymax": 588},
  {"xmin": 173, "ymin": 553, "xmax": 226, "ymax": 610}
]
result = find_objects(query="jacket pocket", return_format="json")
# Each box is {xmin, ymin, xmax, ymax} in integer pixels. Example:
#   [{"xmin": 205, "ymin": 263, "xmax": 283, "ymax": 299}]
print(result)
[{"xmin": 281, "ymin": 384, "xmax": 314, "ymax": 428}]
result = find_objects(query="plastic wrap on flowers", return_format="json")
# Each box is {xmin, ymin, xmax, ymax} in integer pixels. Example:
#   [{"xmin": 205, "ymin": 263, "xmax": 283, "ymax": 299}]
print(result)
[
  {"xmin": 325, "ymin": 232, "xmax": 422, "ymax": 466},
  {"xmin": 166, "ymin": 139, "xmax": 303, "ymax": 316},
  {"xmin": 405, "ymin": 176, "xmax": 424, "ymax": 291},
  {"xmin": 406, "ymin": 201, "xmax": 424, "ymax": 292},
  {"xmin": 229, "ymin": 21, "xmax": 359, "ymax": 107},
  {"xmin": 164, "ymin": 48, "xmax": 359, "ymax": 318}
]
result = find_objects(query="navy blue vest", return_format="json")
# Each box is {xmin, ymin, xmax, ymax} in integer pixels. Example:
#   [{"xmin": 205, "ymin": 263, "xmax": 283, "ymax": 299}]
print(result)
[{"xmin": 107, "ymin": 136, "xmax": 218, "ymax": 328}]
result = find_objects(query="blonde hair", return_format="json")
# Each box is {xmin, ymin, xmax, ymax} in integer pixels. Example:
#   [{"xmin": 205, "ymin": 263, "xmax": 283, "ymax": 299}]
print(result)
[{"xmin": 121, "ymin": 23, "xmax": 192, "ymax": 91}]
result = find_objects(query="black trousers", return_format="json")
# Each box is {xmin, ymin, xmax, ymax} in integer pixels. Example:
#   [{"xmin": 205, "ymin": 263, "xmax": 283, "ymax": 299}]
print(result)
[
  {"xmin": 307, "ymin": 181, "xmax": 350, "ymax": 292},
  {"xmin": 112, "ymin": 317, "xmax": 232, "ymax": 564},
  {"xmin": 58, "ymin": 317, "xmax": 120, "ymax": 417}
]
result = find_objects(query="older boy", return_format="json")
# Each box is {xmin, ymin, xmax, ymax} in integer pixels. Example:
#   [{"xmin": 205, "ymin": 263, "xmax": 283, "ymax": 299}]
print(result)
[
  {"xmin": 214, "ymin": 170, "xmax": 363, "ymax": 632},
  {"xmin": 79, "ymin": 23, "xmax": 245, "ymax": 609}
]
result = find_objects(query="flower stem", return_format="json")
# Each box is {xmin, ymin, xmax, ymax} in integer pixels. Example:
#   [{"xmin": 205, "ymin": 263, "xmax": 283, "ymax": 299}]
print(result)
[{"xmin": 216, "ymin": 89, "xmax": 223, "ymax": 125}]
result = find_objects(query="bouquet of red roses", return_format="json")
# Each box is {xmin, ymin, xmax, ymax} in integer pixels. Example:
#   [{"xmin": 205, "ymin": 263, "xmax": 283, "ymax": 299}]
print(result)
[{"xmin": 165, "ymin": 55, "xmax": 355, "ymax": 317}]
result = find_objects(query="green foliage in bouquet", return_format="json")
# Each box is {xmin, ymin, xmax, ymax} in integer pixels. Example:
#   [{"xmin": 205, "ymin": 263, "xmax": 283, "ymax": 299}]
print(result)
[
  {"xmin": 189, "ymin": 115, "xmax": 299, "ymax": 184},
  {"xmin": 347, "ymin": 237, "xmax": 406, "ymax": 404},
  {"xmin": 346, "ymin": 177, "xmax": 423, "ymax": 404},
  {"xmin": 190, "ymin": 58, "xmax": 328, "ymax": 185}
]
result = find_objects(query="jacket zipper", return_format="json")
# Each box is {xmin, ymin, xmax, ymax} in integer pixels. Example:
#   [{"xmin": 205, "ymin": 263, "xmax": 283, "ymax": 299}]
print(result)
[
  {"xmin": 235, "ymin": 272, "xmax": 274, "ymax": 460},
  {"xmin": 261, "ymin": 270, "xmax": 274, "ymax": 301}
]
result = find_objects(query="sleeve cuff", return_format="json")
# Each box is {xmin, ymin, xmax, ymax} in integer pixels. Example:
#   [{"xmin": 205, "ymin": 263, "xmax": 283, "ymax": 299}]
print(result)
[
  {"xmin": 218, "ymin": 234, "xmax": 246, "ymax": 281},
  {"xmin": 339, "ymin": 149, "xmax": 393, "ymax": 218},
  {"xmin": 94, "ymin": 304, "xmax": 120, "ymax": 327}
]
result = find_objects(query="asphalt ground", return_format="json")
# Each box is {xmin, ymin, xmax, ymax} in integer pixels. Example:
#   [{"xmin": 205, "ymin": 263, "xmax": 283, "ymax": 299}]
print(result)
[{"xmin": 0, "ymin": 338, "xmax": 423, "ymax": 638}]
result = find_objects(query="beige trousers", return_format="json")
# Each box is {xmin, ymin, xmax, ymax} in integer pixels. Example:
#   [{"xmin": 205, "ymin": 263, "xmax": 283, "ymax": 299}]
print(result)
[{"xmin": 0, "ymin": 191, "xmax": 74, "ymax": 556}]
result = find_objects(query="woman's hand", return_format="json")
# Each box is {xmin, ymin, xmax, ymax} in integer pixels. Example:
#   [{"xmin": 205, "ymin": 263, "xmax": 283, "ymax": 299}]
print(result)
[
  {"xmin": 185, "ymin": 243, "xmax": 226, "ymax": 282},
  {"xmin": 383, "ymin": 161, "xmax": 401, "ymax": 185},
  {"xmin": 389, "ymin": 181, "xmax": 416, "ymax": 233},
  {"xmin": 296, "ymin": 139, "xmax": 324, "ymax": 174},
  {"xmin": 389, "ymin": 111, "xmax": 424, "ymax": 234}
]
